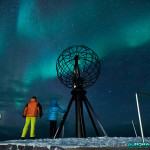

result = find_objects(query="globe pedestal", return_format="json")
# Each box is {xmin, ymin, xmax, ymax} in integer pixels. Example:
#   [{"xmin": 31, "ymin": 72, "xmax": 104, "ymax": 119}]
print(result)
[
  {"xmin": 54, "ymin": 86, "xmax": 107, "ymax": 138},
  {"xmin": 55, "ymin": 45, "xmax": 108, "ymax": 138}
]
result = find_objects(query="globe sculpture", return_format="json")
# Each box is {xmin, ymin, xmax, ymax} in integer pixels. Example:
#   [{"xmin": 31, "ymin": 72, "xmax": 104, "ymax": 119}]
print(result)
[
  {"xmin": 56, "ymin": 45, "xmax": 101, "ymax": 89},
  {"xmin": 55, "ymin": 45, "xmax": 107, "ymax": 138}
]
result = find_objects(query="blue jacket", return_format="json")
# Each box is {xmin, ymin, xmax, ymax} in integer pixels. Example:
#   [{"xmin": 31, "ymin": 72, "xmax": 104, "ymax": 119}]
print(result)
[{"xmin": 48, "ymin": 100, "xmax": 67, "ymax": 121}]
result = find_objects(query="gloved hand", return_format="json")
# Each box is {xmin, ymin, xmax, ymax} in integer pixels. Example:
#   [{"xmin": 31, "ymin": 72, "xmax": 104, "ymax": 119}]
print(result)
[{"xmin": 23, "ymin": 115, "xmax": 26, "ymax": 118}]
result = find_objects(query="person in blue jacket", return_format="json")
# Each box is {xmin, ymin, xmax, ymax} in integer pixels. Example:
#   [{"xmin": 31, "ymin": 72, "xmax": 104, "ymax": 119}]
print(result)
[{"xmin": 48, "ymin": 100, "xmax": 67, "ymax": 138}]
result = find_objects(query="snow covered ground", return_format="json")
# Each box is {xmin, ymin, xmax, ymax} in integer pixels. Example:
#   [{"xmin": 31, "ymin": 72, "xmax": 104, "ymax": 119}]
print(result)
[{"xmin": 0, "ymin": 137, "xmax": 150, "ymax": 148}]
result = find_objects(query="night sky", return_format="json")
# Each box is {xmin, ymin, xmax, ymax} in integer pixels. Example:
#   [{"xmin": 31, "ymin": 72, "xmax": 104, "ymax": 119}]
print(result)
[{"xmin": 0, "ymin": 0, "xmax": 150, "ymax": 140}]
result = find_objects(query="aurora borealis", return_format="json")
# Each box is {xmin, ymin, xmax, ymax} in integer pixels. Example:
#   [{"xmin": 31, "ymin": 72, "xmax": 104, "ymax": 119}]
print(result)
[{"xmin": 0, "ymin": 0, "xmax": 150, "ymax": 140}]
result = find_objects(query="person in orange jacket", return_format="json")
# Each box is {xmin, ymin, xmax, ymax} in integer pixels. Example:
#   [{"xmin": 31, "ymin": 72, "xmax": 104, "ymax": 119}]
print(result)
[{"xmin": 21, "ymin": 96, "xmax": 42, "ymax": 139}]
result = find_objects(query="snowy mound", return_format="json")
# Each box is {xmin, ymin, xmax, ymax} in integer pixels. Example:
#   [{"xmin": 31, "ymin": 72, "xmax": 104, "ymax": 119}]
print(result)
[{"xmin": 0, "ymin": 137, "xmax": 149, "ymax": 148}]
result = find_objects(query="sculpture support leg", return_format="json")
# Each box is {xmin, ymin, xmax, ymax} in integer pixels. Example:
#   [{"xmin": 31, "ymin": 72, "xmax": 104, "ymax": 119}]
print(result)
[
  {"xmin": 75, "ymin": 94, "xmax": 82, "ymax": 137},
  {"xmin": 85, "ymin": 97, "xmax": 108, "ymax": 137},
  {"xmin": 83, "ymin": 98, "xmax": 100, "ymax": 136},
  {"xmin": 54, "ymin": 96, "xmax": 74, "ymax": 139},
  {"xmin": 80, "ymin": 100, "xmax": 86, "ymax": 137}
]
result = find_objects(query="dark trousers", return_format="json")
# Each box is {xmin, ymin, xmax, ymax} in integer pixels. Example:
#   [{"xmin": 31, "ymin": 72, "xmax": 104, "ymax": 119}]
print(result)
[{"xmin": 50, "ymin": 120, "xmax": 57, "ymax": 138}]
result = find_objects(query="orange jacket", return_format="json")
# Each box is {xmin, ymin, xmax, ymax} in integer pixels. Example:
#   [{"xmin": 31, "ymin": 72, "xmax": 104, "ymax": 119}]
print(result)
[{"xmin": 23, "ymin": 98, "xmax": 42, "ymax": 117}]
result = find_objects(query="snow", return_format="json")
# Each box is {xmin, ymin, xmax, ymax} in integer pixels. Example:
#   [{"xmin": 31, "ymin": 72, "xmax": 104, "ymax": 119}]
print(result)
[{"xmin": 0, "ymin": 137, "xmax": 150, "ymax": 148}]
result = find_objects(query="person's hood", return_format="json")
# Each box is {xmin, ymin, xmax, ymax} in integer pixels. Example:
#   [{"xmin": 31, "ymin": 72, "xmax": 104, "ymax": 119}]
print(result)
[
  {"xmin": 51, "ymin": 100, "xmax": 57, "ymax": 106},
  {"xmin": 30, "ymin": 98, "xmax": 37, "ymax": 102}
]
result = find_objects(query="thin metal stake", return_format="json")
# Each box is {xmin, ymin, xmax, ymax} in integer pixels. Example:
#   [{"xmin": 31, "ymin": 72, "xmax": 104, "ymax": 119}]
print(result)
[{"xmin": 132, "ymin": 120, "xmax": 137, "ymax": 137}]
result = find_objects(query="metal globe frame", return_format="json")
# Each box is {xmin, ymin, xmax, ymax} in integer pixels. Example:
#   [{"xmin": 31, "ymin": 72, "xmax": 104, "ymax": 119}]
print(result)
[{"xmin": 56, "ymin": 45, "xmax": 101, "ymax": 89}]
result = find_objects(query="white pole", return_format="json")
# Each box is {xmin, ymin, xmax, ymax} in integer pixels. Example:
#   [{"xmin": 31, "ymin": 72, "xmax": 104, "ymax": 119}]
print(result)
[
  {"xmin": 132, "ymin": 120, "xmax": 137, "ymax": 137},
  {"xmin": 0, "ymin": 113, "xmax": 1, "ymax": 120},
  {"xmin": 135, "ymin": 93, "xmax": 145, "ymax": 143},
  {"xmin": 54, "ymin": 129, "xmax": 58, "ymax": 139}
]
